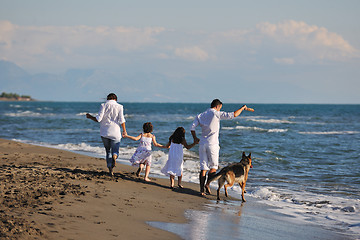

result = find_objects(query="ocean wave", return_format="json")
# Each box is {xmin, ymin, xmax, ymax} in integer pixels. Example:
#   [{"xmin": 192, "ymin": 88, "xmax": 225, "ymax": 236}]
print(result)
[
  {"xmin": 268, "ymin": 128, "xmax": 288, "ymax": 133},
  {"xmin": 247, "ymin": 118, "xmax": 294, "ymax": 124},
  {"xmin": 222, "ymin": 126, "xmax": 288, "ymax": 133},
  {"xmin": 244, "ymin": 116, "xmax": 325, "ymax": 125},
  {"xmin": 299, "ymin": 131, "xmax": 360, "ymax": 135},
  {"xmin": 249, "ymin": 186, "xmax": 360, "ymax": 237},
  {"xmin": 4, "ymin": 111, "xmax": 55, "ymax": 117},
  {"xmin": 9, "ymin": 104, "xmax": 22, "ymax": 108},
  {"xmin": 55, "ymin": 142, "xmax": 104, "ymax": 154}
]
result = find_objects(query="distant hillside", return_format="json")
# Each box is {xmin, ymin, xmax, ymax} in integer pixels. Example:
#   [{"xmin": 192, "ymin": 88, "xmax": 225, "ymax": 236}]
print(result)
[
  {"xmin": 0, "ymin": 60, "xmax": 29, "ymax": 80},
  {"xmin": 0, "ymin": 60, "xmax": 100, "ymax": 101},
  {"xmin": 0, "ymin": 92, "xmax": 35, "ymax": 101}
]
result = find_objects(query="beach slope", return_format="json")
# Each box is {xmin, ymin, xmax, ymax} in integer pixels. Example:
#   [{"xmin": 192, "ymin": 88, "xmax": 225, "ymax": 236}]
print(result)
[{"xmin": 0, "ymin": 139, "xmax": 209, "ymax": 239}]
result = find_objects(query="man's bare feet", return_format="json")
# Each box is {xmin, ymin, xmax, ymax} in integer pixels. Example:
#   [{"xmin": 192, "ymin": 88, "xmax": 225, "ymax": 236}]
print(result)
[
  {"xmin": 108, "ymin": 167, "xmax": 114, "ymax": 177},
  {"xmin": 178, "ymin": 185, "xmax": 184, "ymax": 189},
  {"xmin": 144, "ymin": 177, "xmax": 151, "ymax": 182}
]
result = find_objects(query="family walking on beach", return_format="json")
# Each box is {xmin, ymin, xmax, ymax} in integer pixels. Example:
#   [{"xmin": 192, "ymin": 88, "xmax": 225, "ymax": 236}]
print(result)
[{"xmin": 86, "ymin": 93, "xmax": 254, "ymax": 195}]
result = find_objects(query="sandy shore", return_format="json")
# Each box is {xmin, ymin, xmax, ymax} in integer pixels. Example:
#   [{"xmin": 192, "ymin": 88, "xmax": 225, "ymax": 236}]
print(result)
[
  {"xmin": 0, "ymin": 139, "xmax": 213, "ymax": 239},
  {"xmin": 0, "ymin": 139, "xmax": 353, "ymax": 240}
]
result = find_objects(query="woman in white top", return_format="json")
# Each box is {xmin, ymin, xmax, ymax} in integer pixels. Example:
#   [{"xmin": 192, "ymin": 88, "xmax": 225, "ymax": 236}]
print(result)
[
  {"xmin": 125, "ymin": 122, "xmax": 168, "ymax": 182},
  {"xmin": 161, "ymin": 127, "xmax": 197, "ymax": 189}
]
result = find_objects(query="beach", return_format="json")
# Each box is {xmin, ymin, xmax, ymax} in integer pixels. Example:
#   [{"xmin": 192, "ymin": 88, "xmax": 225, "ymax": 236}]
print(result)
[
  {"xmin": 0, "ymin": 138, "xmax": 209, "ymax": 239},
  {"xmin": 0, "ymin": 138, "xmax": 354, "ymax": 240}
]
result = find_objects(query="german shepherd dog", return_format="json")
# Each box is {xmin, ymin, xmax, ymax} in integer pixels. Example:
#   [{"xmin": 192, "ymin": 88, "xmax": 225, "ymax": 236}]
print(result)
[{"xmin": 205, "ymin": 152, "xmax": 252, "ymax": 202}]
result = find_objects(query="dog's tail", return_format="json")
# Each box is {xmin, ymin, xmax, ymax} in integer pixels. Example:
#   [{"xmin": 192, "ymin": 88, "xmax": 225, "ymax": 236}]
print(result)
[{"xmin": 207, "ymin": 169, "xmax": 225, "ymax": 185}]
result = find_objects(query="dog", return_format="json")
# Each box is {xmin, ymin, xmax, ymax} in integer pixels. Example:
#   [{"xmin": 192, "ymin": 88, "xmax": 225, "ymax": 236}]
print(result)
[{"xmin": 205, "ymin": 152, "xmax": 252, "ymax": 202}]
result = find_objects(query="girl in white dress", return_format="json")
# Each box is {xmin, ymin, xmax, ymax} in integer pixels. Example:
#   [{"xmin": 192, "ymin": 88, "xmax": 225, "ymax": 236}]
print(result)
[
  {"xmin": 125, "ymin": 122, "xmax": 168, "ymax": 182},
  {"xmin": 161, "ymin": 127, "xmax": 197, "ymax": 188}
]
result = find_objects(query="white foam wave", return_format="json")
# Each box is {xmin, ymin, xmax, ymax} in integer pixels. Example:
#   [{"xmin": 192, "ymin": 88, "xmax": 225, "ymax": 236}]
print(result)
[
  {"xmin": 4, "ymin": 111, "xmax": 55, "ymax": 117},
  {"xmin": 185, "ymin": 116, "xmax": 195, "ymax": 120},
  {"xmin": 9, "ymin": 104, "xmax": 22, "ymax": 108},
  {"xmin": 222, "ymin": 126, "xmax": 288, "ymax": 133},
  {"xmin": 249, "ymin": 186, "xmax": 360, "ymax": 237},
  {"xmin": 55, "ymin": 143, "xmax": 105, "ymax": 155},
  {"xmin": 247, "ymin": 118, "xmax": 294, "ymax": 124},
  {"xmin": 299, "ymin": 131, "xmax": 360, "ymax": 135},
  {"xmin": 268, "ymin": 128, "xmax": 288, "ymax": 133},
  {"xmin": 36, "ymin": 107, "xmax": 52, "ymax": 111},
  {"xmin": 245, "ymin": 117, "xmax": 325, "ymax": 125}
]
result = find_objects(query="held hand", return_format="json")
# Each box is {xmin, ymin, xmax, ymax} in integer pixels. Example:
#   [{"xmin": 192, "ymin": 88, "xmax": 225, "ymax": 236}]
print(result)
[{"xmin": 122, "ymin": 131, "xmax": 128, "ymax": 138}]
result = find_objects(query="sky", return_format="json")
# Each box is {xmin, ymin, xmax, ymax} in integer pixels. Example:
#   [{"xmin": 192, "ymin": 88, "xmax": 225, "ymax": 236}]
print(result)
[{"xmin": 1, "ymin": 0, "xmax": 360, "ymax": 103}]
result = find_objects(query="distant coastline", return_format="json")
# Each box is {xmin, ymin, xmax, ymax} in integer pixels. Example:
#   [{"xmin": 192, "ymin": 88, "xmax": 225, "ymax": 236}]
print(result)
[{"xmin": 0, "ymin": 92, "xmax": 35, "ymax": 101}]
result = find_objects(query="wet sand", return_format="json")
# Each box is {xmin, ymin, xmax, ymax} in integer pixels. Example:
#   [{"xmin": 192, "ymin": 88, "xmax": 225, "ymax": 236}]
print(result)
[{"xmin": 0, "ymin": 139, "xmax": 353, "ymax": 239}]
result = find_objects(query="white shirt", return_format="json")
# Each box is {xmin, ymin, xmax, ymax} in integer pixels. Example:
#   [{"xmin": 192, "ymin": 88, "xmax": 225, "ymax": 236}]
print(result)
[
  {"xmin": 191, "ymin": 108, "xmax": 234, "ymax": 145},
  {"xmin": 96, "ymin": 100, "xmax": 125, "ymax": 141}
]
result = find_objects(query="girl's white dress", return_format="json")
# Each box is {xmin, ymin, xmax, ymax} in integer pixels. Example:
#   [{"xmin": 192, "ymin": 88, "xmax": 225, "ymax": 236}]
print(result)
[
  {"xmin": 161, "ymin": 142, "xmax": 183, "ymax": 176},
  {"xmin": 130, "ymin": 135, "xmax": 152, "ymax": 166}
]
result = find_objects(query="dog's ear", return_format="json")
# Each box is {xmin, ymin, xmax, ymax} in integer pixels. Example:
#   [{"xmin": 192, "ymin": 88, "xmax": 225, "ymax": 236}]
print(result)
[
  {"xmin": 242, "ymin": 152, "xmax": 246, "ymax": 157},
  {"xmin": 248, "ymin": 153, "xmax": 251, "ymax": 158}
]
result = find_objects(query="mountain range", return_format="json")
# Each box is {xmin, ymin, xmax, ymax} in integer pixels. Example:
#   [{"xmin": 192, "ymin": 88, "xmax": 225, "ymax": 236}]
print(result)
[{"xmin": 0, "ymin": 60, "xmax": 113, "ymax": 101}]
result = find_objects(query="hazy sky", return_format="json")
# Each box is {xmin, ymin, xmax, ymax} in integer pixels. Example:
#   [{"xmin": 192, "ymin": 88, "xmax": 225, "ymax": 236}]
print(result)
[{"xmin": 1, "ymin": 0, "xmax": 359, "ymax": 103}]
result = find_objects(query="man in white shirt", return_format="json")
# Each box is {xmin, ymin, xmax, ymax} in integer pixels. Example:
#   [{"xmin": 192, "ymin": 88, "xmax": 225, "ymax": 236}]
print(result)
[
  {"xmin": 86, "ymin": 93, "xmax": 127, "ymax": 176},
  {"xmin": 191, "ymin": 99, "xmax": 254, "ymax": 195}
]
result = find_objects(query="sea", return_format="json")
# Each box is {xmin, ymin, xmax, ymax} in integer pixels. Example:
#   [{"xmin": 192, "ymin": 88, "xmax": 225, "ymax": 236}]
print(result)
[{"xmin": 1, "ymin": 101, "xmax": 359, "ymax": 238}]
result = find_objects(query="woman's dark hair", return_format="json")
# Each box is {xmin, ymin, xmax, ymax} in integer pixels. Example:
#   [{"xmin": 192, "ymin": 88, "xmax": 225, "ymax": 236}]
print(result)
[
  {"xmin": 143, "ymin": 122, "xmax": 153, "ymax": 133},
  {"xmin": 169, "ymin": 127, "xmax": 185, "ymax": 144},
  {"xmin": 211, "ymin": 99, "xmax": 222, "ymax": 108},
  {"xmin": 107, "ymin": 93, "xmax": 117, "ymax": 101}
]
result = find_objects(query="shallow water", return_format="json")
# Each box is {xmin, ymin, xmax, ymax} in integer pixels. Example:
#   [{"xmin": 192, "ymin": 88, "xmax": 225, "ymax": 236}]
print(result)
[{"xmin": 148, "ymin": 200, "xmax": 354, "ymax": 240}]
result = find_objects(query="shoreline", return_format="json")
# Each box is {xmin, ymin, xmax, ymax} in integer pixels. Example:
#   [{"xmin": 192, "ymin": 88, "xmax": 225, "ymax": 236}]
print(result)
[
  {"xmin": 0, "ymin": 138, "xmax": 211, "ymax": 239},
  {"xmin": 0, "ymin": 98, "xmax": 35, "ymax": 102},
  {"xmin": 0, "ymin": 138, "xmax": 354, "ymax": 239}
]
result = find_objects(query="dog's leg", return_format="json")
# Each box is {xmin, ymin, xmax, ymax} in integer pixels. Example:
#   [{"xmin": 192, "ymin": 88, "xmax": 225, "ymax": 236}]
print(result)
[
  {"xmin": 224, "ymin": 172, "xmax": 235, "ymax": 198},
  {"xmin": 217, "ymin": 177, "xmax": 226, "ymax": 200},
  {"xmin": 244, "ymin": 170, "xmax": 249, "ymax": 193},
  {"xmin": 239, "ymin": 182, "xmax": 246, "ymax": 202},
  {"xmin": 205, "ymin": 172, "xmax": 216, "ymax": 195},
  {"xmin": 205, "ymin": 184, "xmax": 211, "ymax": 195}
]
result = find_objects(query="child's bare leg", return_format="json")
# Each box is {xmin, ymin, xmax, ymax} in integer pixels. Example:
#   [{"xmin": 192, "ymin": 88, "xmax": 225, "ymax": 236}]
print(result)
[
  {"xmin": 170, "ymin": 175, "xmax": 175, "ymax": 188},
  {"xmin": 178, "ymin": 175, "xmax": 183, "ymax": 188},
  {"xmin": 136, "ymin": 164, "xmax": 144, "ymax": 177},
  {"xmin": 144, "ymin": 165, "xmax": 151, "ymax": 182}
]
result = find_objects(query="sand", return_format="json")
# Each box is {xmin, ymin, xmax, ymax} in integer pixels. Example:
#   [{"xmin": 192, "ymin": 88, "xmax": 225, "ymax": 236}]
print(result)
[
  {"xmin": 0, "ymin": 139, "xmax": 212, "ymax": 239},
  {"xmin": 0, "ymin": 139, "xmax": 353, "ymax": 240}
]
